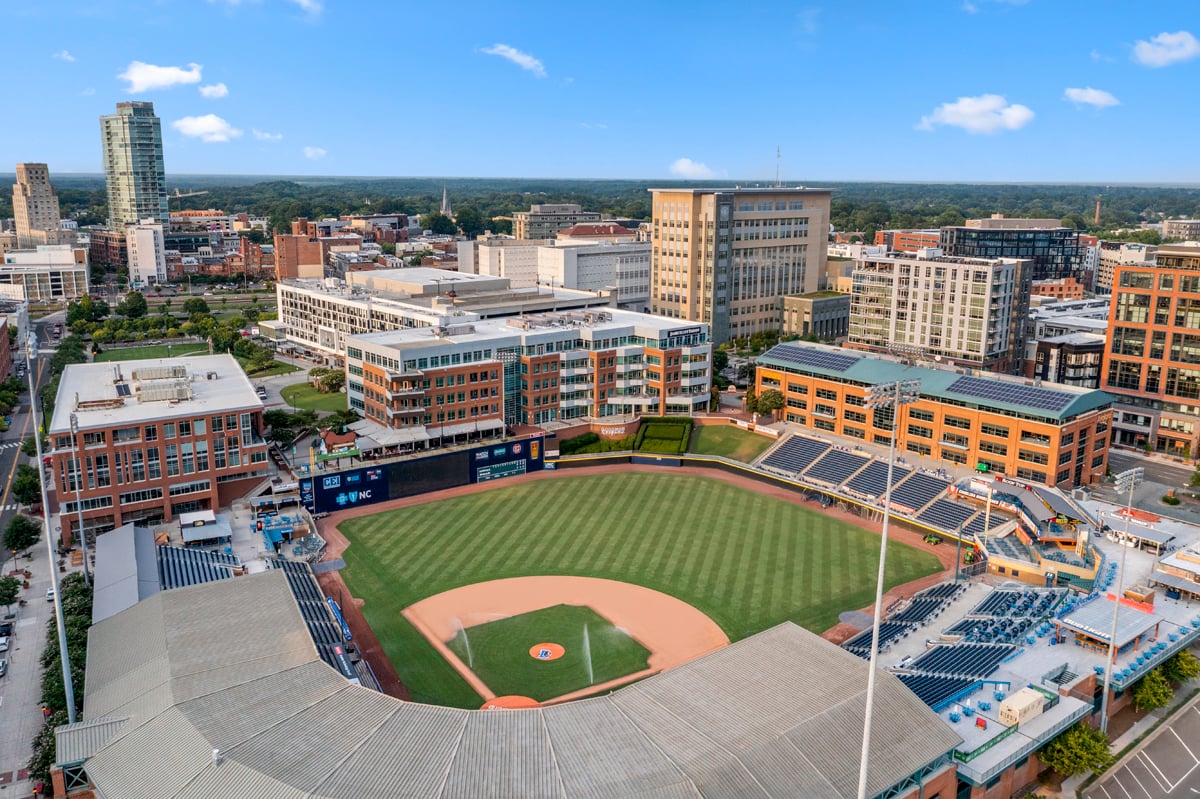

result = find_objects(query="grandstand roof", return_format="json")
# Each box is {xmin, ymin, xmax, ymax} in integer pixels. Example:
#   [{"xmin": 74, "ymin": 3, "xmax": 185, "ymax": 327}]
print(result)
[
  {"xmin": 66, "ymin": 570, "xmax": 961, "ymax": 798},
  {"xmin": 758, "ymin": 342, "xmax": 1112, "ymax": 421}
]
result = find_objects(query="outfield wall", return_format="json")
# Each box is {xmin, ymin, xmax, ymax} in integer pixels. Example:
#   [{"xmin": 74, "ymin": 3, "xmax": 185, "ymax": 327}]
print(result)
[{"xmin": 300, "ymin": 435, "xmax": 545, "ymax": 514}]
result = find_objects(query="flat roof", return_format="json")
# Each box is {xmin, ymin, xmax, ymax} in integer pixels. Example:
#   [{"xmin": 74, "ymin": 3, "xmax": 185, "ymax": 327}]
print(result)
[
  {"xmin": 758, "ymin": 342, "xmax": 1113, "ymax": 421},
  {"xmin": 49, "ymin": 354, "xmax": 261, "ymax": 435},
  {"xmin": 1057, "ymin": 595, "xmax": 1159, "ymax": 647},
  {"xmin": 647, "ymin": 186, "xmax": 833, "ymax": 194}
]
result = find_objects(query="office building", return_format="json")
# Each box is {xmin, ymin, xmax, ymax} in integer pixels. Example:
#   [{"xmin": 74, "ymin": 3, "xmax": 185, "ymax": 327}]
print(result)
[
  {"xmin": 0, "ymin": 245, "xmax": 89, "ymax": 301},
  {"xmin": 1103, "ymin": 245, "xmax": 1200, "ymax": 457},
  {"xmin": 346, "ymin": 310, "xmax": 710, "ymax": 433},
  {"xmin": 756, "ymin": 341, "xmax": 1112, "ymax": 487},
  {"xmin": 555, "ymin": 223, "xmax": 637, "ymax": 244},
  {"xmin": 512, "ymin": 203, "xmax": 601, "ymax": 239},
  {"xmin": 126, "ymin": 219, "xmax": 166, "ymax": 287},
  {"xmin": 1096, "ymin": 241, "xmax": 1156, "ymax": 294},
  {"xmin": 847, "ymin": 249, "xmax": 1031, "ymax": 373},
  {"xmin": 12, "ymin": 162, "xmax": 62, "ymax": 248},
  {"xmin": 781, "ymin": 292, "xmax": 850, "ymax": 340},
  {"xmin": 1029, "ymin": 333, "xmax": 1105, "ymax": 388},
  {"xmin": 874, "ymin": 229, "xmax": 941, "ymax": 252},
  {"xmin": 47, "ymin": 354, "xmax": 269, "ymax": 543},
  {"xmin": 1031, "ymin": 277, "xmax": 1085, "ymax": 301},
  {"xmin": 472, "ymin": 238, "xmax": 549, "ymax": 287},
  {"xmin": 536, "ymin": 240, "xmax": 651, "ymax": 309},
  {"xmin": 649, "ymin": 186, "xmax": 832, "ymax": 344},
  {"xmin": 940, "ymin": 216, "xmax": 1081, "ymax": 281},
  {"xmin": 275, "ymin": 269, "xmax": 613, "ymax": 361},
  {"xmin": 1164, "ymin": 219, "xmax": 1200, "ymax": 241},
  {"xmin": 100, "ymin": 101, "xmax": 169, "ymax": 230}
]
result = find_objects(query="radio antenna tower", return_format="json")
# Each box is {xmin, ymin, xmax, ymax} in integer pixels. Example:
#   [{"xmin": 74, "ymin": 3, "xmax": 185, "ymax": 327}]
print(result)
[{"xmin": 775, "ymin": 145, "xmax": 782, "ymax": 187}]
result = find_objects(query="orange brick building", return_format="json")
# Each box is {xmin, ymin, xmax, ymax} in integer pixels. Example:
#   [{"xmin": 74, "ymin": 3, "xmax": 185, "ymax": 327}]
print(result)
[
  {"xmin": 874, "ymin": 229, "xmax": 942, "ymax": 252},
  {"xmin": 756, "ymin": 342, "xmax": 1112, "ymax": 487}
]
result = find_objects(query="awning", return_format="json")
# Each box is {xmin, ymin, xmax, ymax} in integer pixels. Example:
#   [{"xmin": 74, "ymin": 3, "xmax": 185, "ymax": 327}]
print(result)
[
  {"xmin": 429, "ymin": 418, "xmax": 505, "ymax": 438},
  {"xmin": 181, "ymin": 516, "xmax": 233, "ymax": 544}
]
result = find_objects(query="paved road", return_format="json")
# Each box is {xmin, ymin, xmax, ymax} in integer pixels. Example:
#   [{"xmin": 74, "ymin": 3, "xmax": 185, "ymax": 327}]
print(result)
[
  {"xmin": 1086, "ymin": 697, "xmax": 1200, "ymax": 799},
  {"xmin": 1107, "ymin": 450, "xmax": 1193, "ymax": 490}
]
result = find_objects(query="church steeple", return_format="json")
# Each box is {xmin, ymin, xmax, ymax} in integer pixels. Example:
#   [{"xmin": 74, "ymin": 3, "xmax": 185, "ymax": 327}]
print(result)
[{"xmin": 441, "ymin": 185, "xmax": 452, "ymax": 217}]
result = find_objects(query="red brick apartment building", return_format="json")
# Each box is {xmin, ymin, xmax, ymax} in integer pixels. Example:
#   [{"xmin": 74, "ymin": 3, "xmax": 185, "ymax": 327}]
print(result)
[{"xmin": 47, "ymin": 354, "xmax": 270, "ymax": 542}]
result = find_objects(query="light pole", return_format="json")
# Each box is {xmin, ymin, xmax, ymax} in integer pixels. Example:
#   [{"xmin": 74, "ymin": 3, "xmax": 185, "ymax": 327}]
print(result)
[
  {"xmin": 25, "ymin": 340, "xmax": 78, "ymax": 723},
  {"xmin": 68, "ymin": 413, "xmax": 91, "ymax": 586},
  {"xmin": 856, "ymin": 378, "xmax": 921, "ymax": 799},
  {"xmin": 1100, "ymin": 466, "xmax": 1143, "ymax": 734},
  {"xmin": 955, "ymin": 521, "xmax": 965, "ymax": 582}
]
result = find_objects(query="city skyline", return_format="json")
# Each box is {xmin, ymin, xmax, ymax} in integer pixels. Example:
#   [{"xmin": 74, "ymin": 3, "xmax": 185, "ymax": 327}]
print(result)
[{"xmin": 1, "ymin": 1, "xmax": 1198, "ymax": 182}]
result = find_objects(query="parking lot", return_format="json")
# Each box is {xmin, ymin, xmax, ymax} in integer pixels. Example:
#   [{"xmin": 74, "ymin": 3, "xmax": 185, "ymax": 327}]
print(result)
[{"xmin": 1087, "ymin": 697, "xmax": 1200, "ymax": 799}]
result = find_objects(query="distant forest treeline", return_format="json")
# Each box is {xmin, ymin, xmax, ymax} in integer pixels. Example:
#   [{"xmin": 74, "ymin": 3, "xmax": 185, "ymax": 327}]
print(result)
[{"xmin": 5, "ymin": 174, "xmax": 1200, "ymax": 241}]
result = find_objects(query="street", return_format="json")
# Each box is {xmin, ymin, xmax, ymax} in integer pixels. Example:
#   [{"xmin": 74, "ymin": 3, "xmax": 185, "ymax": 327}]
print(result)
[{"xmin": 1086, "ymin": 696, "xmax": 1200, "ymax": 799}]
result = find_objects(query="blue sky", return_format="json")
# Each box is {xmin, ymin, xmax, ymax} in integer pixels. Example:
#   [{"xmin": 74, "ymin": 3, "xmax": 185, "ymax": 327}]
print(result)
[{"xmin": 3, "ymin": 0, "xmax": 1198, "ymax": 182}]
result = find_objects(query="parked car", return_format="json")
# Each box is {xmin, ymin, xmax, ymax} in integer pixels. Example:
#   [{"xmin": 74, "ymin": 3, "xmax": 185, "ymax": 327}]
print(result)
[
  {"xmin": 0, "ymin": 621, "xmax": 13, "ymax": 637},
  {"xmin": 0, "ymin": 637, "xmax": 9, "ymax": 652},
  {"xmin": 0, "ymin": 658, "xmax": 7, "ymax": 677},
  {"xmin": 46, "ymin": 588, "xmax": 55, "ymax": 603}
]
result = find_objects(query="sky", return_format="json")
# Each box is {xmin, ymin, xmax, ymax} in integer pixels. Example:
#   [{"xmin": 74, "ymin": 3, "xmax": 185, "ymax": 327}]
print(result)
[{"xmin": 2, "ymin": 0, "xmax": 1198, "ymax": 183}]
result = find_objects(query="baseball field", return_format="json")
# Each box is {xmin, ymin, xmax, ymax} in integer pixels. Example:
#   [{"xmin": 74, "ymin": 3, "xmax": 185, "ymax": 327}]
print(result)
[{"xmin": 337, "ymin": 470, "xmax": 942, "ymax": 708}]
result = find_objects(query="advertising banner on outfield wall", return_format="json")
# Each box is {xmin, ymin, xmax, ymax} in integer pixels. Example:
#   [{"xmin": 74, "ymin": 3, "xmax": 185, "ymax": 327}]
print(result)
[{"xmin": 300, "ymin": 436, "xmax": 545, "ymax": 515}]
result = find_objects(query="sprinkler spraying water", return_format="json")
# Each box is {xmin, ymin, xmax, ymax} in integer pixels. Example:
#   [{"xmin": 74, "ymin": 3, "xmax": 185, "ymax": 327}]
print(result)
[{"xmin": 582, "ymin": 622, "xmax": 594, "ymax": 686}]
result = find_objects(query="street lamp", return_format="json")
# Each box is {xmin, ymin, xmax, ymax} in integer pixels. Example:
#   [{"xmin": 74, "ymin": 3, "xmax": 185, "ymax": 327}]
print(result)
[
  {"xmin": 68, "ymin": 413, "xmax": 91, "ymax": 586},
  {"xmin": 1099, "ymin": 466, "xmax": 1144, "ymax": 734},
  {"xmin": 25, "ymin": 340, "xmax": 78, "ymax": 723},
  {"xmin": 856, "ymin": 378, "xmax": 921, "ymax": 799}
]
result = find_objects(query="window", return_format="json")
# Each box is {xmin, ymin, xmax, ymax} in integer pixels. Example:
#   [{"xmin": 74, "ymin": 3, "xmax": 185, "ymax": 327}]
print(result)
[
  {"xmin": 910, "ymin": 408, "xmax": 934, "ymax": 422},
  {"xmin": 815, "ymin": 388, "xmax": 838, "ymax": 401},
  {"xmin": 1019, "ymin": 449, "xmax": 1049, "ymax": 465},
  {"xmin": 179, "ymin": 420, "xmax": 192, "ymax": 437},
  {"xmin": 164, "ymin": 422, "xmax": 176, "ymax": 439},
  {"xmin": 907, "ymin": 424, "xmax": 933, "ymax": 439},
  {"xmin": 211, "ymin": 416, "xmax": 224, "ymax": 433},
  {"xmin": 981, "ymin": 423, "xmax": 1010, "ymax": 438},
  {"xmin": 147, "ymin": 447, "xmax": 161, "ymax": 479},
  {"xmin": 94, "ymin": 454, "xmax": 110, "ymax": 488},
  {"xmin": 944, "ymin": 415, "xmax": 971, "ymax": 430},
  {"xmin": 169, "ymin": 479, "xmax": 211, "ymax": 497},
  {"xmin": 814, "ymin": 419, "xmax": 835, "ymax": 431},
  {"xmin": 844, "ymin": 426, "xmax": 865, "ymax": 439},
  {"xmin": 907, "ymin": 441, "xmax": 932, "ymax": 456},
  {"xmin": 145, "ymin": 424, "xmax": 158, "ymax": 441},
  {"xmin": 166, "ymin": 444, "xmax": 179, "ymax": 477},
  {"xmin": 119, "ymin": 487, "xmax": 163, "ymax": 504}
]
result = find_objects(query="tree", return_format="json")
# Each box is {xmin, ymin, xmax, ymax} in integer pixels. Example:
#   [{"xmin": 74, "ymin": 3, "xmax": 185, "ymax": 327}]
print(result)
[
  {"xmin": 4, "ymin": 515, "xmax": 40, "ymax": 554},
  {"xmin": 116, "ymin": 290, "xmax": 148, "ymax": 319},
  {"xmin": 1039, "ymin": 722, "xmax": 1113, "ymax": 778},
  {"xmin": 1163, "ymin": 650, "xmax": 1200, "ymax": 684},
  {"xmin": 744, "ymin": 386, "xmax": 758, "ymax": 415},
  {"xmin": 239, "ymin": 229, "xmax": 266, "ymax": 245},
  {"xmin": 756, "ymin": 389, "xmax": 784, "ymax": 418},
  {"xmin": 21, "ymin": 436, "xmax": 39, "ymax": 458},
  {"xmin": 182, "ymin": 297, "xmax": 210, "ymax": 315},
  {"xmin": 12, "ymin": 465, "xmax": 42, "ymax": 507},
  {"xmin": 712, "ymin": 349, "xmax": 729, "ymax": 374},
  {"xmin": 455, "ymin": 207, "xmax": 486, "ymax": 238},
  {"xmin": 1132, "ymin": 667, "xmax": 1174, "ymax": 712},
  {"xmin": 419, "ymin": 212, "xmax": 457, "ymax": 235},
  {"xmin": 317, "ymin": 371, "xmax": 345, "ymax": 393},
  {"xmin": 379, "ymin": 241, "xmax": 396, "ymax": 255},
  {"xmin": 0, "ymin": 576, "xmax": 19, "ymax": 615}
]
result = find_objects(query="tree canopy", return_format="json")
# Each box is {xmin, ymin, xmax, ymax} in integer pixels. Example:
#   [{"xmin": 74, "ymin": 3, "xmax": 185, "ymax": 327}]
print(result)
[
  {"xmin": 1039, "ymin": 722, "xmax": 1113, "ymax": 778},
  {"xmin": 116, "ymin": 291, "xmax": 148, "ymax": 319},
  {"xmin": 1132, "ymin": 667, "xmax": 1174, "ymax": 712},
  {"xmin": 4, "ymin": 515, "xmax": 41, "ymax": 553},
  {"xmin": 12, "ymin": 465, "xmax": 42, "ymax": 507}
]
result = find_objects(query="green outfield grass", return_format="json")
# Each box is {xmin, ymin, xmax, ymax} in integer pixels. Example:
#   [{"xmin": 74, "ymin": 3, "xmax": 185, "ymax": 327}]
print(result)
[
  {"xmin": 94, "ymin": 343, "xmax": 209, "ymax": 362},
  {"xmin": 339, "ymin": 471, "xmax": 941, "ymax": 708},
  {"xmin": 446, "ymin": 604, "xmax": 650, "ymax": 701},
  {"xmin": 689, "ymin": 425, "xmax": 774, "ymax": 462},
  {"xmin": 281, "ymin": 382, "xmax": 348, "ymax": 412}
]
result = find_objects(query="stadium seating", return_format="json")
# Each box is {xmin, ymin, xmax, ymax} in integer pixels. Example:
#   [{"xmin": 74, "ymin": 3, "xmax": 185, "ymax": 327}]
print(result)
[
  {"xmin": 806, "ymin": 449, "xmax": 870, "ymax": 486},
  {"xmin": 761, "ymin": 436, "xmax": 831, "ymax": 475},
  {"xmin": 898, "ymin": 674, "xmax": 980, "ymax": 711},
  {"xmin": 844, "ymin": 461, "xmax": 912, "ymax": 499},
  {"xmin": 891, "ymin": 473, "xmax": 952, "ymax": 513},
  {"xmin": 890, "ymin": 598, "xmax": 949, "ymax": 626},
  {"xmin": 917, "ymin": 500, "xmax": 977, "ymax": 532},
  {"xmin": 909, "ymin": 643, "xmax": 1019, "ymax": 678},
  {"xmin": 842, "ymin": 621, "xmax": 914, "ymax": 657}
]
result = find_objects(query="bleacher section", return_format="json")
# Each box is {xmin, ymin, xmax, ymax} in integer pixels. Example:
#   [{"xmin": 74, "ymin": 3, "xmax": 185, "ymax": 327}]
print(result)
[
  {"xmin": 841, "ymin": 581, "xmax": 968, "ymax": 659},
  {"xmin": 917, "ymin": 500, "xmax": 977, "ymax": 533},
  {"xmin": 987, "ymin": 535, "xmax": 1034, "ymax": 564},
  {"xmin": 891, "ymin": 473, "xmax": 951, "ymax": 514},
  {"xmin": 761, "ymin": 436, "xmax": 831, "ymax": 475},
  {"xmin": 898, "ymin": 674, "xmax": 981, "ymax": 712},
  {"xmin": 845, "ymin": 461, "xmax": 912, "ymax": 500},
  {"xmin": 947, "ymin": 588, "xmax": 1066, "ymax": 645},
  {"xmin": 890, "ymin": 598, "xmax": 950, "ymax": 626},
  {"xmin": 843, "ymin": 622, "xmax": 915, "ymax": 658},
  {"xmin": 908, "ymin": 643, "xmax": 1019, "ymax": 678},
  {"xmin": 807, "ymin": 449, "xmax": 870, "ymax": 486},
  {"xmin": 157, "ymin": 545, "xmax": 239, "ymax": 591},
  {"xmin": 964, "ymin": 512, "xmax": 1010, "ymax": 536}
]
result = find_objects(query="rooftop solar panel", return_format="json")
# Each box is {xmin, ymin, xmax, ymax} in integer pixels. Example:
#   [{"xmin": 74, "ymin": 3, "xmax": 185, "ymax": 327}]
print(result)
[
  {"xmin": 946, "ymin": 375, "xmax": 1074, "ymax": 412},
  {"xmin": 766, "ymin": 345, "xmax": 861, "ymax": 373}
]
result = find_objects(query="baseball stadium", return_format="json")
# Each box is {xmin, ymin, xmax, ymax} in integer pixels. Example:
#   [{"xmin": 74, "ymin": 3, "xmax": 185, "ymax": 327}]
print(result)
[{"xmin": 54, "ymin": 415, "xmax": 1125, "ymax": 798}]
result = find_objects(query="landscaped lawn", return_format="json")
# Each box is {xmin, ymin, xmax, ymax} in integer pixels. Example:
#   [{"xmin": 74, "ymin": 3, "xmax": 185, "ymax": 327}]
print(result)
[
  {"xmin": 242, "ymin": 359, "xmax": 300, "ymax": 377},
  {"xmin": 94, "ymin": 343, "xmax": 209, "ymax": 362},
  {"xmin": 689, "ymin": 425, "xmax": 774, "ymax": 462},
  {"xmin": 339, "ymin": 472, "xmax": 941, "ymax": 707},
  {"xmin": 446, "ymin": 604, "xmax": 650, "ymax": 701},
  {"xmin": 281, "ymin": 381, "xmax": 347, "ymax": 413}
]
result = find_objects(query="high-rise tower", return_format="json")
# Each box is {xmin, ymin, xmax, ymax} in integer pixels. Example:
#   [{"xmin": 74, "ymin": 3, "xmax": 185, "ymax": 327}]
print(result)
[
  {"xmin": 100, "ymin": 101, "xmax": 169, "ymax": 231},
  {"xmin": 12, "ymin": 163, "xmax": 62, "ymax": 247}
]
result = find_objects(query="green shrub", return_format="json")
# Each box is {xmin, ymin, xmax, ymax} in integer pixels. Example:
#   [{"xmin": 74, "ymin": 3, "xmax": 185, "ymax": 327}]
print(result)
[
  {"xmin": 1163, "ymin": 495, "xmax": 1182, "ymax": 506},
  {"xmin": 559, "ymin": 432, "xmax": 600, "ymax": 455},
  {"xmin": 633, "ymin": 417, "xmax": 693, "ymax": 453}
]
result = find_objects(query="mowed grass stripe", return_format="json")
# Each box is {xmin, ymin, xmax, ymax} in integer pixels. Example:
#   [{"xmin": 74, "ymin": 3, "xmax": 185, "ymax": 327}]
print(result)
[{"xmin": 338, "ymin": 472, "xmax": 941, "ymax": 706}]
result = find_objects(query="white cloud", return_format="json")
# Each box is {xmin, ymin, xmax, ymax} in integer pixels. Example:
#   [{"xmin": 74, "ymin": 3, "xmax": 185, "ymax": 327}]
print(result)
[
  {"xmin": 481, "ymin": 44, "xmax": 546, "ymax": 78},
  {"xmin": 1132, "ymin": 30, "xmax": 1200, "ymax": 67},
  {"xmin": 1064, "ymin": 86, "xmax": 1119, "ymax": 109},
  {"xmin": 253, "ymin": 129, "xmax": 283, "ymax": 141},
  {"xmin": 917, "ymin": 93, "xmax": 1034, "ymax": 134},
  {"xmin": 797, "ymin": 6, "xmax": 820, "ymax": 35},
  {"xmin": 171, "ymin": 114, "xmax": 242, "ymax": 143},
  {"xmin": 962, "ymin": 1, "xmax": 977, "ymax": 11},
  {"xmin": 1090, "ymin": 49, "xmax": 1115, "ymax": 63},
  {"xmin": 52, "ymin": 50, "xmax": 75, "ymax": 62},
  {"xmin": 81, "ymin": 87, "xmax": 96, "ymax": 96},
  {"xmin": 198, "ymin": 82, "xmax": 228, "ymax": 98},
  {"xmin": 119, "ymin": 61, "xmax": 203, "ymax": 93},
  {"xmin": 669, "ymin": 158, "xmax": 718, "ymax": 179},
  {"xmin": 289, "ymin": 0, "xmax": 322, "ymax": 11},
  {"xmin": 579, "ymin": 122, "xmax": 608, "ymax": 129},
  {"xmin": 303, "ymin": 146, "xmax": 327, "ymax": 160}
]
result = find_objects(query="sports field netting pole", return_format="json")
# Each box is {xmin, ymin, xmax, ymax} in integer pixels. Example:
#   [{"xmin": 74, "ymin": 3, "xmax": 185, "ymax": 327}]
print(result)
[
  {"xmin": 856, "ymin": 379, "xmax": 920, "ymax": 799},
  {"xmin": 1099, "ymin": 466, "xmax": 1142, "ymax": 734}
]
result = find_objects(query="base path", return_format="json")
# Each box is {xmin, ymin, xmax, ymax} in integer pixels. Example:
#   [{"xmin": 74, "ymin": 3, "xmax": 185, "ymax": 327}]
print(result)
[{"xmin": 403, "ymin": 576, "xmax": 730, "ymax": 702}]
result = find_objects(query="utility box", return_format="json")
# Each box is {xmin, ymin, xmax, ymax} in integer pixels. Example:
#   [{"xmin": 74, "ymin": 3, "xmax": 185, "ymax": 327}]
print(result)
[
  {"xmin": 999, "ymin": 687, "xmax": 1044, "ymax": 726},
  {"xmin": 1125, "ymin": 585, "xmax": 1155, "ymax": 605}
]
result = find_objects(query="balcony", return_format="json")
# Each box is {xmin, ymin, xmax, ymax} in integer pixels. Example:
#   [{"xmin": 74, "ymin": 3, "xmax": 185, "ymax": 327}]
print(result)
[
  {"xmin": 680, "ymin": 374, "xmax": 709, "ymax": 388},
  {"xmin": 561, "ymin": 365, "xmax": 593, "ymax": 378},
  {"xmin": 940, "ymin": 439, "xmax": 969, "ymax": 451},
  {"xmin": 682, "ymin": 358, "xmax": 710, "ymax": 372},
  {"xmin": 615, "ymin": 361, "xmax": 644, "ymax": 374},
  {"xmin": 387, "ymin": 383, "xmax": 423, "ymax": 397},
  {"xmin": 616, "ymin": 378, "xmax": 646, "ymax": 390}
]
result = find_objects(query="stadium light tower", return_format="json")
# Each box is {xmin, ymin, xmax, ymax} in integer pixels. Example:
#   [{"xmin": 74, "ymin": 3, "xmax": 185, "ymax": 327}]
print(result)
[
  {"xmin": 69, "ymin": 413, "xmax": 92, "ymax": 586},
  {"xmin": 26, "ymin": 340, "xmax": 78, "ymax": 723},
  {"xmin": 1099, "ymin": 466, "xmax": 1143, "ymax": 734},
  {"xmin": 856, "ymin": 378, "xmax": 920, "ymax": 799}
]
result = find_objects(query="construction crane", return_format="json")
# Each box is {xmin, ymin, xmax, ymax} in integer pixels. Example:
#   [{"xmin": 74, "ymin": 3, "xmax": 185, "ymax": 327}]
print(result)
[{"xmin": 168, "ymin": 188, "xmax": 209, "ymax": 205}]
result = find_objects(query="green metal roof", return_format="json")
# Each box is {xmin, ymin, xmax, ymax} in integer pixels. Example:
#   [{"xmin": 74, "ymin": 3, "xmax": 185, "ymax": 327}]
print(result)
[{"xmin": 758, "ymin": 343, "xmax": 1113, "ymax": 422}]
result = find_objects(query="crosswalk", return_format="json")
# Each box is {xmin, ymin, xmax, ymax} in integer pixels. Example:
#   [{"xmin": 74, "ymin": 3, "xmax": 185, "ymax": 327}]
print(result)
[
  {"xmin": 0, "ymin": 442, "xmax": 21, "ymax": 451},
  {"xmin": 0, "ymin": 504, "xmax": 18, "ymax": 512}
]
